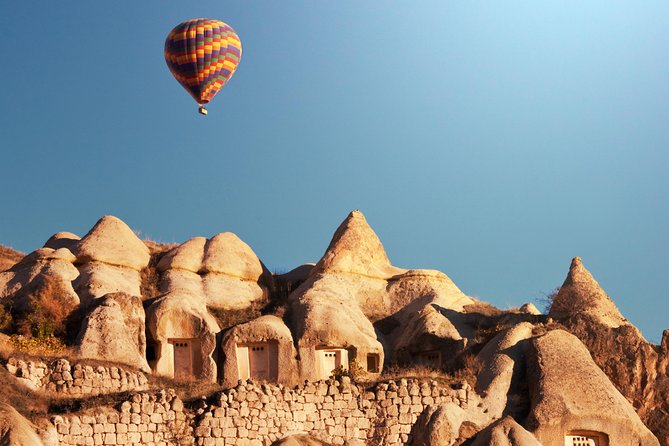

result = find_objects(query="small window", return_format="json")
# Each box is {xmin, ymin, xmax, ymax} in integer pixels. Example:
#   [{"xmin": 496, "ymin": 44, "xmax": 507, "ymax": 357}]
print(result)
[
  {"xmin": 367, "ymin": 354, "xmax": 380, "ymax": 373},
  {"xmin": 146, "ymin": 345, "xmax": 156, "ymax": 362},
  {"xmin": 565, "ymin": 431, "xmax": 608, "ymax": 446}
]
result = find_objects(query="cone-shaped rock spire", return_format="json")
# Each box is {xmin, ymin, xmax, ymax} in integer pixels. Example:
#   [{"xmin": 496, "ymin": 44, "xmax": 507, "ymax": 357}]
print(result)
[
  {"xmin": 314, "ymin": 210, "xmax": 403, "ymax": 278},
  {"xmin": 549, "ymin": 257, "xmax": 628, "ymax": 328}
]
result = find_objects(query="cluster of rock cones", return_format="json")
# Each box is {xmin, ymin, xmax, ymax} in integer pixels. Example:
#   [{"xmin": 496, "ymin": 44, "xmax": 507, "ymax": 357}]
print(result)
[{"xmin": 1, "ymin": 210, "xmax": 668, "ymax": 445}]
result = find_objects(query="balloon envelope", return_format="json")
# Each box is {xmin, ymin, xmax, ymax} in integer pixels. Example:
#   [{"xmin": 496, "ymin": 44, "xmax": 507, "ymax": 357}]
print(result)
[{"xmin": 164, "ymin": 18, "xmax": 242, "ymax": 106}]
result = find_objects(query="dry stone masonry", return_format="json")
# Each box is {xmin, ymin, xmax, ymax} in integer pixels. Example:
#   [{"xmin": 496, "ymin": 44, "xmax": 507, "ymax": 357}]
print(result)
[
  {"xmin": 5, "ymin": 357, "xmax": 148, "ymax": 395},
  {"xmin": 51, "ymin": 377, "xmax": 474, "ymax": 446},
  {"xmin": 53, "ymin": 389, "xmax": 190, "ymax": 446}
]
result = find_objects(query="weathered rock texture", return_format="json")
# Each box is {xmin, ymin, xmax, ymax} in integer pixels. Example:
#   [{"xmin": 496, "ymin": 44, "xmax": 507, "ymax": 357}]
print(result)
[
  {"xmin": 72, "ymin": 216, "xmax": 150, "ymax": 304},
  {"xmin": 5, "ymin": 357, "xmax": 148, "ymax": 395},
  {"xmin": 548, "ymin": 257, "xmax": 669, "ymax": 444},
  {"xmin": 470, "ymin": 417, "xmax": 542, "ymax": 446},
  {"xmin": 0, "ymin": 403, "xmax": 46, "ymax": 445},
  {"xmin": 146, "ymin": 292, "xmax": 220, "ymax": 382},
  {"xmin": 75, "ymin": 293, "xmax": 150, "ymax": 372},
  {"xmin": 525, "ymin": 329, "xmax": 658, "ymax": 446},
  {"xmin": 550, "ymin": 257, "xmax": 632, "ymax": 330},
  {"xmin": 0, "ymin": 245, "xmax": 25, "ymax": 272},
  {"xmin": 221, "ymin": 315, "xmax": 299, "ymax": 388},
  {"xmin": 157, "ymin": 233, "xmax": 271, "ymax": 310},
  {"xmin": 0, "ymin": 247, "xmax": 80, "ymax": 311}
]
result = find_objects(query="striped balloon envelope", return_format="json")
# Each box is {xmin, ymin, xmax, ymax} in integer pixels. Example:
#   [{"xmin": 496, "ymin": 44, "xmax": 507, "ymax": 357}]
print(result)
[{"xmin": 164, "ymin": 18, "xmax": 242, "ymax": 115}]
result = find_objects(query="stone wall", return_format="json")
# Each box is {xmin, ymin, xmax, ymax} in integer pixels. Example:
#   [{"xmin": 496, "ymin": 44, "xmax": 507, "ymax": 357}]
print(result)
[
  {"xmin": 53, "ymin": 389, "xmax": 190, "ymax": 446},
  {"xmin": 5, "ymin": 357, "xmax": 148, "ymax": 395},
  {"xmin": 50, "ymin": 378, "xmax": 474, "ymax": 446},
  {"xmin": 194, "ymin": 377, "xmax": 473, "ymax": 445}
]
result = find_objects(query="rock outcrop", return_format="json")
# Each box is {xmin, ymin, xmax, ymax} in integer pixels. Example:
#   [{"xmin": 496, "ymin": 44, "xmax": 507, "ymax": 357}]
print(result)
[
  {"xmin": 72, "ymin": 216, "xmax": 150, "ymax": 304},
  {"xmin": 145, "ymin": 292, "xmax": 220, "ymax": 381},
  {"xmin": 43, "ymin": 232, "xmax": 80, "ymax": 251},
  {"xmin": 220, "ymin": 315, "xmax": 299, "ymax": 388},
  {"xmin": 548, "ymin": 257, "xmax": 664, "ymax": 441},
  {"xmin": 525, "ymin": 329, "xmax": 658, "ymax": 446},
  {"xmin": 75, "ymin": 292, "xmax": 150, "ymax": 372},
  {"xmin": 476, "ymin": 323, "xmax": 534, "ymax": 420},
  {"xmin": 471, "ymin": 417, "xmax": 542, "ymax": 446},
  {"xmin": 157, "ymin": 233, "xmax": 271, "ymax": 310},
  {"xmin": 0, "ymin": 403, "xmax": 45, "ymax": 446},
  {"xmin": 549, "ymin": 257, "xmax": 632, "ymax": 330},
  {"xmin": 0, "ymin": 246, "xmax": 24, "ymax": 272},
  {"xmin": 0, "ymin": 247, "xmax": 80, "ymax": 313}
]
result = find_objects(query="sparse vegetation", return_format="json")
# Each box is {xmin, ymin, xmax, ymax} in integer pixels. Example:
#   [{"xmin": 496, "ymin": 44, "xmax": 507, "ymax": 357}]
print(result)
[
  {"xmin": 12, "ymin": 276, "xmax": 77, "ymax": 339},
  {"xmin": 140, "ymin": 240, "xmax": 177, "ymax": 301},
  {"xmin": 535, "ymin": 286, "xmax": 560, "ymax": 314},
  {"xmin": 0, "ymin": 245, "xmax": 24, "ymax": 272}
]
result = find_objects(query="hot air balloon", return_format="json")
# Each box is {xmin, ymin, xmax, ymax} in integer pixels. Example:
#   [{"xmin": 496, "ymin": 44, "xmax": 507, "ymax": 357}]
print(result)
[{"xmin": 164, "ymin": 18, "xmax": 242, "ymax": 115}]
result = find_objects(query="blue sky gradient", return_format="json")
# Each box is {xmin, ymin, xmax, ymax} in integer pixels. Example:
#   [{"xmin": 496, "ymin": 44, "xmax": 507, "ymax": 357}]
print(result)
[{"xmin": 1, "ymin": 2, "xmax": 668, "ymax": 339}]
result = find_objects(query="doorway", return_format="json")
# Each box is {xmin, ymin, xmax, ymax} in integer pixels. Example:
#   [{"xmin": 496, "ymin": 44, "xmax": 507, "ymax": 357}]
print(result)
[{"xmin": 171, "ymin": 340, "xmax": 193, "ymax": 379}]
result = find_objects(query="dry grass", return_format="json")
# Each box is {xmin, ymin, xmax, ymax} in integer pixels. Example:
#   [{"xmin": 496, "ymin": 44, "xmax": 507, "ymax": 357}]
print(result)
[
  {"xmin": 0, "ymin": 245, "xmax": 24, "ymax": 272},
  {"xmin": 375, "ymin": 364, "xmax": 461, "ymax": 387},
  {"xmin": 12, "ymin": 275, "xmax": 78, "ymax": 339},
  {"xmin": 140, "ymin": 240, "xmax": 177, "ymax": 301}
]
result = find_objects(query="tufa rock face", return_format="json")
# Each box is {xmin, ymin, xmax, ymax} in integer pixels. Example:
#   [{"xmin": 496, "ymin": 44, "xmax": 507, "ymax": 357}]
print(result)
[
  {"xmin": 220, "ymin": 315, "xmax": 299, "ymax": 388},
  {"xmin": 75, "ymin": 292, "xmax": 150, "ymax": 372},
  {"xmin": 313, "ymin": 210, "xmax": 403, "ymax": 278},
  {"xmin": 73, "ymin": 216, "xmax": 150, "ymax": 270},
  {"xmin": 0, "ymin": 403, "xmax": 45, "ymax": 446},
  {"xmin": 476, "ymin": 322, "xmax": 535, "ymax": 420},
  {"xmin": 525, "ymin": 329, "xmax": 659, "ymax": 446},
  {"xmin": 72, "ymin": 216, "xmax": 150, "ymax": 304},
  {"xmin": 549, "ymin": 257, "xmax": 629, "ymax": 329},
  {"xmin": 0, "ymin": 247, "xmax": 80, "ymax": 312},
  {"xmin": 43, "ymin": 232, "xmax": 80, "ymax": 251},
  {"xmin": 470, "ymin": 417, "xmax": 542, "ymax": 446},
  {"xmin": 157, "ymin": 233, "xmax": 270, "ymax": 310},
  {"xmin": 145, "ymin": 291, "xmax": 220, "ymax": 382}
]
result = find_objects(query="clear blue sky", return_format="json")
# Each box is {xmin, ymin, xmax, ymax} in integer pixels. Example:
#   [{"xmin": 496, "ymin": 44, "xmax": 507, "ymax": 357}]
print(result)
[{"xmin": 1, "ymin": 2, "xmax": 668, "ymax": 340}]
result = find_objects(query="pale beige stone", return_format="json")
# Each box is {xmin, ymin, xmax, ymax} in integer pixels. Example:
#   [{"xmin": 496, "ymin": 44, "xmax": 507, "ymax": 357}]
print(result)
[
  {"xmin": 158, "ymin": 233, "xmax": 270, "ymax": 311},
  {"xmin": 74, "ymin": 216, "xmax": 150, "ymax": 270},
  {"xmin": 43, "ymin": 232, "xmax": 81, "ymax": 251},
  {"xmin": 549, "ymin": 257, "xmax": 633, "ymax": 330},
  {"xmin": 221, "ymin": 315, "xmax": 299, "ymax": 388},
  {"xmin": 470, "ymin": 417, "xmax": 542, "ymax": 446},
  {"xmin": 525, "ymin": 329, "xmax": 658, "ymax": 446},
  {"xmin": 0, "ymin": 403, "xmax": 45, "ymax": 445},
  {"xmin": 146, "ymin": 292, "xmax": 220, "ymax": 382},
  {"xmin": 75, "ymin": 292, "xmax": 150, "ymax": 372}
]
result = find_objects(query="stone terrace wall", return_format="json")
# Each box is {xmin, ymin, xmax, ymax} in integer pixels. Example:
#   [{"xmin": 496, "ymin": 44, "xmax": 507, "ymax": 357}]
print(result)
[
  {"xmin": 5, "ymin": 357, "xmax": 148, "ymax": 395},
  {"xmin": 194, "ymin": 377, "xmax": 475, "ymax": 446},
  {"xmin": 50, "ymin": 378, "xmax": 475, "ymax": 446},
  {"xmin": 53, "ymin": 389, "xmax": 191, "ymax": 446}
]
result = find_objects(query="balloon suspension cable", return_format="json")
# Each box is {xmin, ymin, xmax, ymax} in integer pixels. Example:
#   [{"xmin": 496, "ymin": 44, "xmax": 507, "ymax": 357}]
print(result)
[{"xmin": 198, "ymin": 105, "xmax": 208, "ymax": 116}]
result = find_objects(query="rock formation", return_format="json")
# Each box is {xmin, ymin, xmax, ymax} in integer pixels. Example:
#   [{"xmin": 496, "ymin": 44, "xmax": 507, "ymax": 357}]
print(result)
[
  {"xmin": 550, "ymin": 257, "xmax": 632, "ymax": 330},
  {"xmin": 525, "ymin": 329, "xmax": 658, "ymax": 446},
  {"xmin": 0, "ymin": 403, "xmax": 46, "ymax": 446},
  {"xmin": 0, "ymin": 247, "xmax": 80, "ymax": 312},
  {"xmin": 220, "ymin": 315, "xmax": 299, "ymax": 388},
  {"xmin": 157, "ymin": 233, "xmax": 271, "ymax": 310},
  {"xmin": 0, "ymin": 246, "xmax": 24, "ymax": 272},
  {"xmin": 72, "ymin": 216, "xmax": 150, "ymax": 305},
  {"xmin": 470, "ymin": 417, "xmax": 542, "ymax": 446},
  {"xmin": 145, "ymin": 292, "xmax": 220, "ymax": 382},
  {"xmin": 75, "ymin": 292, "xmax": 150, "ymax": 372}
]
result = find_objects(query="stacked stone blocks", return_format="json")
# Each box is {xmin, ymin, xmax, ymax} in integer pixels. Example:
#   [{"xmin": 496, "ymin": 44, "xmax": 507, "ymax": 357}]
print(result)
[{"xmin": 5, "ymin": 357, "xmax": 148, "ymax": 395}]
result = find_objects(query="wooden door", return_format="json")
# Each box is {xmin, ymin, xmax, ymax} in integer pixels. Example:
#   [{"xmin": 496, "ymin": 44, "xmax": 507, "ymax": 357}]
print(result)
[
  {"xmin": 249, "ymin": 345, "xmax": 269, "ymax": 380},
  {"xmin": 173, "ymin": 341, "xmax": 192, "ymax": 379}
]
